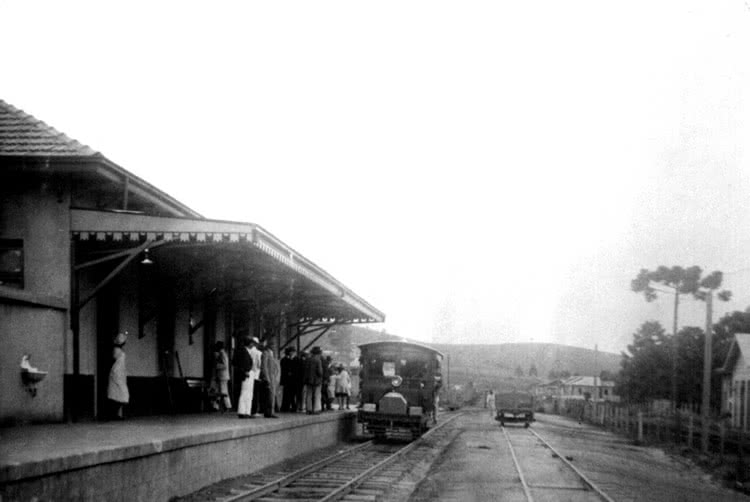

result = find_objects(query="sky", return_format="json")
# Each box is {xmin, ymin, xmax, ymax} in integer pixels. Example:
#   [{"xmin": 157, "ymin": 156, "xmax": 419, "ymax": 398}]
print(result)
[{"xmin": 2, "ymin": 0, "xmax": 750, "ymax": 354}]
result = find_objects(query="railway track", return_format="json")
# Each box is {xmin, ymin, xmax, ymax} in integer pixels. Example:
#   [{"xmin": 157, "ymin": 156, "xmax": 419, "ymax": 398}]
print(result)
[
  {"xmin": 203, "ymin": 413, "xmax": 461, "ymax": 502},
  {"xmin": 502, "ymin": 424, "xmax": 616, "ymax": 502}
]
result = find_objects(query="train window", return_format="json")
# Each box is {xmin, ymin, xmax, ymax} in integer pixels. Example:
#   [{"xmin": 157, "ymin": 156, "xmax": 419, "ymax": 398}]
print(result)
[{"xmin": 382, "ymin": 362, "xmax": 396, "ymax": 376}]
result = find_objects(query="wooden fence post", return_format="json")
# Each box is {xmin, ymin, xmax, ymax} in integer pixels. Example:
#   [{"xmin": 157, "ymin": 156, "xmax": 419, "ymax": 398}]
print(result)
[
  {"xmin": 638, "ymin": 411, "xmax": 643, "ymax": 443},
  {"xmin": 612, "ymin": 406, "xmax": 616, "ymax": 429},
  {"xmin": 738, "ymin": 428, "xmax": 746, "ymax": 484},
  {"xmin": 613, "ymin": 407, "xmax": 617, "ymax": 430},
  {"xmin": 630, "ymin": 407, "xmax": 635, "ymax": 437}
]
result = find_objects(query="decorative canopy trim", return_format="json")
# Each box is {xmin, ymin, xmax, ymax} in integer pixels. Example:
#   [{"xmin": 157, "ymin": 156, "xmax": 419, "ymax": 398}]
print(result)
[{"xmin": 71, "ymin": 209, "xmax": 384, "ymax": 323}]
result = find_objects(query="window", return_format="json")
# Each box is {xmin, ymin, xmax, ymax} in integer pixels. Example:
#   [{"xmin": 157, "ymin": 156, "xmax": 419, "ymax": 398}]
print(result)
[
  {"xmin": 0, "ymin": 239, "xmax": 23, "ymax": 289},
  {"xmin": 382, "ymin": 361, "xmax": 396, "ymax": 377}
]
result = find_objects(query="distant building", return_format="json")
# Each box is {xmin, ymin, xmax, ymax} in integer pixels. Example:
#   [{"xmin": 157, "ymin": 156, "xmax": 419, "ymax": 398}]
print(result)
[
  {"xmin": 718, "ymin": 333, "xmax": 750, "ymax": 431},
  {"xmin": 559, "ymin": 376, "xmax": 618, "ymax": 402},
  {"xmin": 533, "ymin": 379, "xmax": 564, "ymax": 399}
]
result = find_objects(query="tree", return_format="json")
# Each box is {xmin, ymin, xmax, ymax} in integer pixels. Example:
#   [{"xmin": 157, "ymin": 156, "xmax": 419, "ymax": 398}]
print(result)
[
  {"xmin": 674, "ymin": 326, "xmax": 705, "ymax": 405},
  {"xmin": 617, "ymin": 321, "xmax": 671, "ymax": 402},
  {"xmin": 694, "ymin": 271, "xmax": 731, "ymax": 452},
  {"xmin": 599, "ymin": 370, "xmax": 616, "ymax": 381},
  {"xmin": 515, "ymin": 364, "xmax": 524, "ymax": 377},
  {"xmin": 528, "ymin": 364, "xmax": 538, "ymax": 377},
  {"xmin": 618, "ymin": 321, "xmax": 712, "ymax": 406},
  {"xmin": 631, "ymin": 266, "xmax": 729, "ymax": 409},
  {"xmin": 548, "ymin": 368, "xmax": 571, "ymax": 380}
]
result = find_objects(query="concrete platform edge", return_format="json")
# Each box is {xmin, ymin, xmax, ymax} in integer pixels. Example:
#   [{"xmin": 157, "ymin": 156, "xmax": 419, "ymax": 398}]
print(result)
[{"xmin": 0, "ymin": 412, "xmax": 352, "ymax": 484}]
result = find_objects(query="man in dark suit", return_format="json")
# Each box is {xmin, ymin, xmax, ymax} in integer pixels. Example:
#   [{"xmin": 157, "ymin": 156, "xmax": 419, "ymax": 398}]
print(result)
[
  {"xmin": 304, "ymin": 346, "xmax": 324, "ymax": 414},
  {"xmin": 280, "ymin": 347, "xmax": 297, "ymax": 412},
  {"xmin": 232, "ymin": 337, "xmax": 254, "ymax": 418}
]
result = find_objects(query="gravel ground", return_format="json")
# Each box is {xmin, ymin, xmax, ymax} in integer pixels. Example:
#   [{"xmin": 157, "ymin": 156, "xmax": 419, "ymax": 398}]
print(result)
[
  {"xmin": 175, "ymin": 411, "xmax": 748, "ymax": 501},
  {"xmin": 172, "ymin": 440, "xmax": 359, "ymax": 502},
  {"xmin": 408, "ymin": 411, "xmax": 750, "ymax": 502},
  {"xmin": 534, "ymin": 413, "xmax": 749, "ymax": 501}
]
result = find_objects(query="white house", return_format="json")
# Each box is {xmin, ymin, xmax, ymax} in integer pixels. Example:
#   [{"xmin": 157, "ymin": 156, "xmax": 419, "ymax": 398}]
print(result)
[
  {"xmin": 718, "ymin": 333, "xmax": 750, "ymax": 430},
  {"xmin": 560, "ymin": 376, "xmax": 619, "ymax": 402}
]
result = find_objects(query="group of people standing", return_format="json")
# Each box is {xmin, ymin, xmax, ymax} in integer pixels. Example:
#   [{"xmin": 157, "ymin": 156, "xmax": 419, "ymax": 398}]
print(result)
[
  {"xmin": 231, "ymin": 336, "xmax": 282, "ymax": 418},
  {"xmin": 106, "ymin": 331, "xmax": 352, "ymax": 421},
  {"xmin": 225, "ymin": 337, "xmax": 352, "ymax": 419},
  {"xmin": 279, "ymin": 346, "xmax": 352, "ymax": 414}
]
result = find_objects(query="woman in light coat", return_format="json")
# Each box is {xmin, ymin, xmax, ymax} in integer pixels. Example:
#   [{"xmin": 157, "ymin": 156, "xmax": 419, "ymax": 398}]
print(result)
[
  {"xmin": 107, "ymin": 332, "xmax": 129, "ymax": 419},
  {"xmin": 486, "ymin": 390, "xmax": 496, "ymax": 419},
  {"xmin": 335, "ymin": 364, "xmax": 351, "ymax": 410},
  {"xmin": 213, "ymin": 341, "xmax": 231, "ymax": 411}
]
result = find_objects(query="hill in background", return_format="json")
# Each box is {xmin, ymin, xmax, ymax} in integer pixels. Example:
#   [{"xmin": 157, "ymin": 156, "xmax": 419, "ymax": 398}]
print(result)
[{"xmin": 313, "ymin": 325, "xmax": 622, "ymax": 393}]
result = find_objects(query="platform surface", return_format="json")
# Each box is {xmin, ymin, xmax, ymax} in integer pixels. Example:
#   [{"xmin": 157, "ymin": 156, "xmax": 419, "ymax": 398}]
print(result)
[{"xmin": 0, "ymin": 410, "xmax": 353, "ymax": 484}]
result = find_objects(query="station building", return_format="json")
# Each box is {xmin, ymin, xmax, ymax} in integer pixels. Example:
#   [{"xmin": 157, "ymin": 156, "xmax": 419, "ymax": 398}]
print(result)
[{"xmin": 0, "ymin": 99, "xmax": 384, "ymax": 425}]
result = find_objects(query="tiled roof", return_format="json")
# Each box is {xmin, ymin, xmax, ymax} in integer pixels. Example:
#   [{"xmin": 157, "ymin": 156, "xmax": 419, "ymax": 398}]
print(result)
[
  {"xmin": 562, "ymin": 376, "xmax": 615, "ymax": 387},
  {"xmin": 0, "ymin": 99, "xmax": 98, "ymax": 156}
]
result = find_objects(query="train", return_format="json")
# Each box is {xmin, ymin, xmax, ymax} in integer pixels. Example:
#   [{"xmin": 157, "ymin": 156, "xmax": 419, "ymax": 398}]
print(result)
[
  {"xmin": 357, "ymin": 340, "xmax": 444, "ymax": 439},
  {"xmin": 494, "ymin": 391, "xmax": 535, "ymax": 427}
]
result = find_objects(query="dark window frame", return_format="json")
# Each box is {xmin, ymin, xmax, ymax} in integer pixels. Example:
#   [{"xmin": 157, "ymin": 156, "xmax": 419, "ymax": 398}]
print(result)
[{"xmin": 0, "ymin": 239, "xmax": 24, "ymax": 289}]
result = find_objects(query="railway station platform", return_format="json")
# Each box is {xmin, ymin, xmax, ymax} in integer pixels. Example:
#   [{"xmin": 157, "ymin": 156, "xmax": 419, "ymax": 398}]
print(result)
[{"xmin": 0, "ymin": 410, "xmax": 357, "ymax": 502}]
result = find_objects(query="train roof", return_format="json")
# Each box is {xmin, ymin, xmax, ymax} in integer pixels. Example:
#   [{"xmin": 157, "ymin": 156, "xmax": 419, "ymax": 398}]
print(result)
[{"xmin": 358, "ymin": 340, "xmax": 445, "ymax": 358}]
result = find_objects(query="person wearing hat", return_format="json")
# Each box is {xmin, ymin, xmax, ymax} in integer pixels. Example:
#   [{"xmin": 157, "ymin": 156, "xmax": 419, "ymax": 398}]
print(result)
[
  {"xmin": 107, "ymin": 331, "xmax": 129, "ymax": 420},
  {"xmin": 296, "ymin": 351, "xmax": 309, "ymax": 412},
  {"xmin": 280, "ymin": 346, "xmax": 297, "ymax": 412},
  {"xmin": 232, "ymin": 336, "xmax": 254, "ymax": 418},
  {"xmin": 212, "ymin": 341, "xmax": 231, "ymax": 412},
  {"xmin": 248, "ymin": 337, "xmax": 263, "ymax": 417},
  {"xmin": 259, "ymin": 338, "xmax": 280, "ymax": 418},
  {"xmin": 323, "ymin": 355, "xmax": 337, "ymax": 411},
  {"xmin": 303, "ymin": 346, "xmax": 324, "ymax": 414}
]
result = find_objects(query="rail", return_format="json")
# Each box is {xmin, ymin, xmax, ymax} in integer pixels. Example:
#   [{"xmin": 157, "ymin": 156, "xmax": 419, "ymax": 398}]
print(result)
[
  {"xmin": 501, "ymin": 425, "xmax": 614, "ymax": 502},
  {"xmin": 223, "ymin": 412, "xmax": 462, "ymax": 502}
]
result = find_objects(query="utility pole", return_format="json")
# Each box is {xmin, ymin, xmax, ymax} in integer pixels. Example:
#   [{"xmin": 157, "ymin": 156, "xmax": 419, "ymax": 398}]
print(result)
[
  {"xmin": 595, "ymin": 344, "xmax": 600, "ymax": 401},
  {"xmin": 672, "ymin": 290, "xmax": 679, "ymax": 412},
  {"xmin": 702, "ymin": 291, "xmax": 713, "ymax": 453},
  {"xmin": 447, "ymin": 354, "xmax": 450, "ymax": 388}
]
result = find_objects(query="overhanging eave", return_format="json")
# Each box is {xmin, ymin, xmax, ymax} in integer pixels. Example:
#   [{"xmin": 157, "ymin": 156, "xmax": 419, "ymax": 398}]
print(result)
[{"xmin": 70, "ymin": 208, "xmax": 385, "ymax": 322}]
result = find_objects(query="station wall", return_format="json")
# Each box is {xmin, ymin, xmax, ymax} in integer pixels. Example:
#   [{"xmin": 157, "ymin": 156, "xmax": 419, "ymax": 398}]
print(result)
[
  {"xmin": 1, "ymin": 173, "xmax": 71, "ymax": 297},
  {"xmin": 117, "ymin": 265, "xmax": 160, "ymax": 377},
  {"xmin": 0, "ymin": 304, "xmax": 66, "ymax": 424},
  {"xmin": 0, "ymin": 175, "xmax": 70, "ymax": 424}
]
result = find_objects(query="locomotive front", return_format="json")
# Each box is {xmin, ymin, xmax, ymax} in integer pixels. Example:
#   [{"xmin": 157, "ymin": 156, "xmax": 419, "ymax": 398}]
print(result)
[{"xmin": 357, "ymin": 341, "xmax": 443, "ymax": 439}]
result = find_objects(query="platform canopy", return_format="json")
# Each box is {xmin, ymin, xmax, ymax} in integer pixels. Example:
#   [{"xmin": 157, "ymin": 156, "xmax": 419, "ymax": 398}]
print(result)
[{"xmin": 71, "ymin": 208, "xmax": 384, "ymax": 325}]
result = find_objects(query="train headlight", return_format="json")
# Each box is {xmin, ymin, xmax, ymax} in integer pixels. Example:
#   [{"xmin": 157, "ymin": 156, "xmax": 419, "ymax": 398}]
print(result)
[{"xmin": 391, "ymin": 375, "xmax": 403, "ymax": 388}]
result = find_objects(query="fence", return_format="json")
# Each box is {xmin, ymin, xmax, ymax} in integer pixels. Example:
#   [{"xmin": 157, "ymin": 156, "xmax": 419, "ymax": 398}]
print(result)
[{"xmin": 557, "ymin": 399, "xmax": 750, "ymax": 459}]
